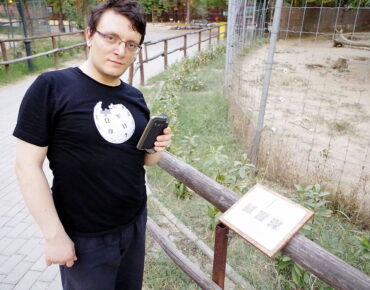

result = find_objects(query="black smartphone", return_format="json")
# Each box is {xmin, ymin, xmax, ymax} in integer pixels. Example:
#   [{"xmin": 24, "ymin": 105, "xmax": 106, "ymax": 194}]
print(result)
[{"xmin": 137, "ymin": 114, "xmax": 170, "ymax": 150}]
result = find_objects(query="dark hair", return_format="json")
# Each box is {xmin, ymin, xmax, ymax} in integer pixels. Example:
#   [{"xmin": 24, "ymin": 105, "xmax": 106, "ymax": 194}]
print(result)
[{"xmin": 88, "ymin": 0, "xmax": 146, "ymax": 45}]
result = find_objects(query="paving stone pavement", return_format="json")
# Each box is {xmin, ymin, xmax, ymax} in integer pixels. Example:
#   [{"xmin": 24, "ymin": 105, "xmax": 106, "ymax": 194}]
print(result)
[
  {"xmin": 0, "ymin": 25, "xmax": 215, "ymax": 289},
  {"xmin": 0, "ymin": 73, "xmax": 64, "ymax": 289}
]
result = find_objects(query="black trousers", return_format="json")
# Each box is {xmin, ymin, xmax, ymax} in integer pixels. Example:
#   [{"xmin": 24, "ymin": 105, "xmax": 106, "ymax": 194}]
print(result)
[{"xmin": 60, "ymin": 209, "xmax": 147, "ymax": 290}]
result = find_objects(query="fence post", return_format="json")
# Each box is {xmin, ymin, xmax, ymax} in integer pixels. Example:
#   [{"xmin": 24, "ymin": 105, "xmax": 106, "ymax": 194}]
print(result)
[
  {"xmin": 51, "ymin": 36, "xmax": 59, "ymax": 67},
  {"xmin": 212, "ymin": 223, "xmax": 229, "ymax": 289},
  {"xmin": 184, "ymin": 34, "xmax": 187, "ymax": 57},
  {"xmin": 217, "ymin": 26, "xmax": 220, "ymax": 43},
  {"xmin": 250, "ymin": 0, "xmax": 284, "ymax": 165},
  {"xmin": 198, "ymin": 31, "xmax": 202, "ymax": 51},
  {"xmin": 164, "ymin": 39, "xmax": 168, "ymax": 69},
  {"xmin": 138, "ymin": 48, "xmax": 144, "ymax": 86},
  {"xmin": 209, "ymin": 28, "xmax": 212, "ymax": 46},
  {"xmin": 81, "ymin": 31, "xmax": 88, "ymax": 59},
  {"xmin": 144, "ymin": 43, "xmax": 148, "ymax": 62},
  {"xmin": 0, "ymin": 41, "xmax": 10, "ymax": 75},
  {"xmin": 128, "ymin": 63, "xmax": 134, "ymax": 85}
]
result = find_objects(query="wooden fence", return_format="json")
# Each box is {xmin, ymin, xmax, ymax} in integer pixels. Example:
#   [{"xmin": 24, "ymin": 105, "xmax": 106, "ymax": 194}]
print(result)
[
  {"xmin": 147, "ymin": 152, "xmax": 370, "ymax": 289},
  {"xmin": 0, "ymin": 25, "xmax": 226, "ymax": 86},
  {"xmin": 0, "ymin": 31, "xmax": 87, "ymax": 75},
  {"xmin": 130, "ymin": 25, "xmax": 225, "ymax": 86}
]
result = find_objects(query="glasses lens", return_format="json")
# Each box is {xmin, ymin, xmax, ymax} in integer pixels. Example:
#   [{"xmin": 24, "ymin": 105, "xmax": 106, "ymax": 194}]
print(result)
[{"xmin": 126, "ymin": 42, "xmax": 137, "ymax": 52}]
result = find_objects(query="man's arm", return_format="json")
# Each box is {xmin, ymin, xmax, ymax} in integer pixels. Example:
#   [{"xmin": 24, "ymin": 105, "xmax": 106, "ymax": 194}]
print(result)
[
  {"xmin": 15, "ymin": 138, "xmax": 77, "ymax": 267},
  {"xmin": 144, "ymin": 127, "xmax": 172, "ymax": 166}
]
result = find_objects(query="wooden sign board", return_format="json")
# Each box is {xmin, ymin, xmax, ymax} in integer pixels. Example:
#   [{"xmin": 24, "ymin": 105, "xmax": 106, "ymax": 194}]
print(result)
[{"xmin": 219, "ymin": 183, "xmax": 314, "ymax": 258}]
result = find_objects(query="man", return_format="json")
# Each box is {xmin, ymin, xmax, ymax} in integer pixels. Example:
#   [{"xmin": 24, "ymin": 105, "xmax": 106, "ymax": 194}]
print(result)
[{"xmin": 14, "ymin": 0, "xmax": 171, "ymax": 289}]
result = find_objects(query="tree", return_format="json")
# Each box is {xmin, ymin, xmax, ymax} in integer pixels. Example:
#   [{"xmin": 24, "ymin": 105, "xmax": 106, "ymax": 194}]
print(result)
[
  {"xmin": 46, "ymin": 0, "xmax": 66, "ymax": 32},
  {"xmin": 62, "ymin": 0, "xmax": 101, "ymax": 29},
  {"xmin": 138, "ymin": 0, "xmax": 174, "ymax": 22},
  {"xmin": 190, "ymin": 0, "xmax": 227, "ymax": 21}
]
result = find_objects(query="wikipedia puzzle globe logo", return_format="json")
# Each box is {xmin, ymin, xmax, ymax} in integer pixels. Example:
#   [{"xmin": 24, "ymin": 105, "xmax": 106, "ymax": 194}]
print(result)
[{"xmin": 93, "ymin": 101, "xmax": 135, "ymax": 144}]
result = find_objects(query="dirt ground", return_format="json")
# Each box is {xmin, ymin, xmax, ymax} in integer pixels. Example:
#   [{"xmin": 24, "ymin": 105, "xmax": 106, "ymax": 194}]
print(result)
[{"xmin": 237, "ymin": 36, "xmax": 370, "ymax": 207}]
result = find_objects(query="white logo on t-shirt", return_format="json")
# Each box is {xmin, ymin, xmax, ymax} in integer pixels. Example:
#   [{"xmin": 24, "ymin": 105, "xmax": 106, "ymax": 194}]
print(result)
[{"xmin": 93, "ymin": 101, "xmax": 135, "ymax": 144}]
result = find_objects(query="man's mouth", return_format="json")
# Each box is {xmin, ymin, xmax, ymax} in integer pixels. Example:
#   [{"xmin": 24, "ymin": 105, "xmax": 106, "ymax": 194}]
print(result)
[{"xmin": 109, "ymin": 60, "xmax": 124, "ymax": 65}]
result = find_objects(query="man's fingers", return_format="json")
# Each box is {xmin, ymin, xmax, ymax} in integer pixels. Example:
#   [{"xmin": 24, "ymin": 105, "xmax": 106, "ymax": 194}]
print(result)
[
  {"xmin": 65, "ymin": 260, "xmax": 74, "ymax": 268},
  {"xmin": 45, "ymin": 259, "xmax": 52, "ymax": 266}
]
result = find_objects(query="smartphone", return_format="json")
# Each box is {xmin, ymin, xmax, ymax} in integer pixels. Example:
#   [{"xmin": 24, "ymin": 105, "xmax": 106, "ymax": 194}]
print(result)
[{"xmin": 137, "ymin": 114, "xmax": 170, "ymax": 150}]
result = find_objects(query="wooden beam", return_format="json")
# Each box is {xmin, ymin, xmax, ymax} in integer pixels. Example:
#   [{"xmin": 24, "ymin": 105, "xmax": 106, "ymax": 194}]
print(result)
[
  {"xmin": 147, "ymin": 217, "xmax": 222, "ymax": 290},
  {"xmin": 157, "ymin": 152, "xmax": 370, "ymax": 290}
]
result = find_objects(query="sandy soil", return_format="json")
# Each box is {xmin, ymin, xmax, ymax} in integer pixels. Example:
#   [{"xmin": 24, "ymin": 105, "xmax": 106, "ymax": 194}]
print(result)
[{"xmin": 238, "ymin": 37, "xmax": 370, "ymax": 205}]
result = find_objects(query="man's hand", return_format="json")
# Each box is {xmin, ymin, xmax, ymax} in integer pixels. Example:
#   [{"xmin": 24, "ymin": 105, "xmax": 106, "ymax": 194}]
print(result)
[
  {"xmin": 45, "ymin": 230, "xmax": 77, "ymax": 268},
  {"xmin": 152, "ymin": 127, "xmax": 172, "ymax": 153},
  {"xmin": 144, "ymin": 127, "xmax": 172, "ymax": 166}
]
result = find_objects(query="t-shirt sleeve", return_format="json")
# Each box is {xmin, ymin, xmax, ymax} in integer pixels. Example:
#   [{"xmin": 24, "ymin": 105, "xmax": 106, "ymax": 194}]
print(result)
[{"xmin": 13, "ymin": 74, "xmax": 55, "ymax": 147}]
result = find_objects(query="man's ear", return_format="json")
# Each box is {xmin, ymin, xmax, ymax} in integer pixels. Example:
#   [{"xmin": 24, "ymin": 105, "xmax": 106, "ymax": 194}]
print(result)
[{"xmin": 85, "ymin": 27, "xmax": 93, "ymax": 47}]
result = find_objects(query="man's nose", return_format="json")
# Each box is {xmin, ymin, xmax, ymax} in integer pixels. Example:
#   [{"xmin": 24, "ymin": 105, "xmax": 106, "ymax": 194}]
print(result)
[{"xmin": 115, "ymin": 42, "xmax": 126, "ymax": 56}]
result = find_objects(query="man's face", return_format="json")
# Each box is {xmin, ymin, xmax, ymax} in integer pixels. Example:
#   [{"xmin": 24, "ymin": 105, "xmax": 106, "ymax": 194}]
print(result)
[{"xmin": 85, "ymin": 9, "xmax": 142, "ymax": 85}]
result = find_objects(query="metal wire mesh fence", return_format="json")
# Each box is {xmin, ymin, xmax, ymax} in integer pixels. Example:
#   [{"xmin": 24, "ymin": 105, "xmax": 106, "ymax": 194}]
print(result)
[
  {"xmin": 0, "ymin": 0, "xmax": 50, "ymax": 39},
  {"xmin": 224, "ymin": 0, "xmax": 370, "ymax": 210}
]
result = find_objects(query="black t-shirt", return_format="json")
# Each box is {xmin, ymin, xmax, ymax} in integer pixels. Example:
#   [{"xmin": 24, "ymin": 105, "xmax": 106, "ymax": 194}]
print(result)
[{"xmin": 14, "ymin": 67, "xmax": 150, "ymax": 236}]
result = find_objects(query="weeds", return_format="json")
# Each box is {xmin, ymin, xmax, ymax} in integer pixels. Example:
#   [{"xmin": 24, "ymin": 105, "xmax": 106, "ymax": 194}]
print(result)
[
  {"xmin": 145, "ymin": 45, "xmax": 370, "ymax": 289},
  {"xmin": 274, "ymin": 184, "xmax": 333, "ymax": 289},
  {"xmin": 354, "ymin": 233, "xmax": 370, "ymax": 261}
]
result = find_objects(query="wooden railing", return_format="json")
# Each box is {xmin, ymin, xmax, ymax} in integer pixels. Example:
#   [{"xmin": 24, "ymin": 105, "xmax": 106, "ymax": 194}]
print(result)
[
  {"xmin": 146, "ymin": 152, "xmax": 370, "ymax": 289},
  {"xmin": 0, "ymin": 25, "xmax": 226, "ymax": 85},
  {"xmin": 129, "ymin": 24, "xmax": 225, "ymax": 86},
  {"xmin": 0, "ymin": 31, "xmax": 87, "ymax": 75}
]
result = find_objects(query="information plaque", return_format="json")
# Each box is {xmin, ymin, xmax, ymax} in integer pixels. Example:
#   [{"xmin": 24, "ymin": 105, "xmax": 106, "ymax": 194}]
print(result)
[{"xmin": 219, "ymin": 183, "xmax": 314, "ymax": 257}]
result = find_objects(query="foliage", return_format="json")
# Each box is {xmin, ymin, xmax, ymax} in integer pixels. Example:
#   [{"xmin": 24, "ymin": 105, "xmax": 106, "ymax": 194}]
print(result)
[
  {"xmin": 274, "ymin": 184, "xmax": 333, "ymax": 289},
  {"xmin": 61, "ymin": 0, "xmax": 101, "ymax": 29},
  {"xmin": 354, "ymin": 233, "xmax": 370, "ymax": 261},
  {"xmin": 145, "ymin": 49, "xmax": 370, "ymax": 288},
  {"xmin": 191, "ymin": 0, "xmax": 227, "ymax": 18},
  {"xmin": 0, "ymin": 36, "xmax": 84, "ymax": 85},
  {"xmin": 206, "ymin": 205, "xmax": 221, "ymax": 229},
  {"xmin": 138, "ymin": 0, "xmax": 174, "ymax": 16}
]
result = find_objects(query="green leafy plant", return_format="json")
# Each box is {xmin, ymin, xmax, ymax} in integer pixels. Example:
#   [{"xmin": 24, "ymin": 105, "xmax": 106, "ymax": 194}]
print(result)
[
  {"xmin": 294, "ymin": 184, "xmax": 332, "ymax": 226},
  {"xmin": 206, "ymin": 205, "xmax": 221, "ymax": 230},
  {"xmin": 274, "ymin": 184, "xmax": 333, "ymax": 289},
  {"xmin": 354, "ymin": 234, "xmax": 370, "ymax": 261}
]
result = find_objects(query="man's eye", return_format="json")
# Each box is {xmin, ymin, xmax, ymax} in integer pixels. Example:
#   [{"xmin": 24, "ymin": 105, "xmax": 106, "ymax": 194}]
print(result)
[
  {"xmin": 127, "ymin": 42, "xmax": 136, "ymax": 49},
  {"xmin": 106, "ymin": 35, "xmax": 116, "ymax": 42}
]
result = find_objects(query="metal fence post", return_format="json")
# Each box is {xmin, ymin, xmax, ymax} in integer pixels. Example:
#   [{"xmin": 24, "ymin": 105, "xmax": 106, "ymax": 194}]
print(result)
[
  {"xmin": 212, "ymin": 223, "xmax": 229, "ymax": 289},
  {"xmin": 250, "ymin": 0, "xmax": 284, "ymax": 165}
]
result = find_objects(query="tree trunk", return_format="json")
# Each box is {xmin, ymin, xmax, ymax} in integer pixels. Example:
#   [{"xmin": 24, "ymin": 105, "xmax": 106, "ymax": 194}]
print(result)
[
  {"xmin": 23, "ymin": 0, "xmax": 34, "ymax": 36},
  {"xmin": 152, "ymin": 9, "xmax": 158, "ymax": 23},
  {"xmin": 58, "ymin": 0, "xmax": 66, "ymax": 33},
  {"xmin": 186, "ymin": 0, "xmax": 191, "ymax": 24}
]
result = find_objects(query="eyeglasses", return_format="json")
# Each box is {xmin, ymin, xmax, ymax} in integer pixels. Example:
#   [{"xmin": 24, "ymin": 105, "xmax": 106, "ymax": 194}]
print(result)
[{"xmin": 95, "ymin": 30, "xmax": 141, "ymax": 53}]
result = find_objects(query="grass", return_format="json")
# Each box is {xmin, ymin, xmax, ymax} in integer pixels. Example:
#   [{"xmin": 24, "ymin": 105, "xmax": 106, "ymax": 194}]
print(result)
[
  {"xmin": 0, "ymin": 34, "xmax": 85, "ymax": 86},
  {"xmin": 142, "ymin": 47, "xmax": 370, "ymax": 289}
]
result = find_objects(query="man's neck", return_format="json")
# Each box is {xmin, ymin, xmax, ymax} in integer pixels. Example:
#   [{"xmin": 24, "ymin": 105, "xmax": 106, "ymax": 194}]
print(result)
[{"xmin": 79, "ymin": 62, "xmax": 121, "ymax": 87}]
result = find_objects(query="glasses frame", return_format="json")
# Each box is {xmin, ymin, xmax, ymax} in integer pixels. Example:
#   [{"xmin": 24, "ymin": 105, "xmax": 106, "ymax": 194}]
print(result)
[{"xmin": 95, "ymin": 30, "xmax": 141, "ymax": 53}]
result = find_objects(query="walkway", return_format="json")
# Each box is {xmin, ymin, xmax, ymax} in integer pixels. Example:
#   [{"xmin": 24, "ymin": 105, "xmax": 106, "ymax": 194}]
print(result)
[{"xmin": 0, "ymin": 24, "xmax": 217, "ymax": 289}]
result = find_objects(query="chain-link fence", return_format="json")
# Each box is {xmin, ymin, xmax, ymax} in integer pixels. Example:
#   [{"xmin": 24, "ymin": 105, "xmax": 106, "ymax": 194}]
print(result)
[
  {"xmin": 0, "ymin": 0, "xmax": 50, "ymax": 39},
  {"xmin": 224, "ymin": 0, "xmax": 370, "ymax": 210}
]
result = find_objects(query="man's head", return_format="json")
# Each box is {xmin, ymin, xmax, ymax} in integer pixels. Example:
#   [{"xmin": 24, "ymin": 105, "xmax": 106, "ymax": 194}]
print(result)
[
  {"xmin": 88, "ymin": 0, "xmax": 146, "ymax": 45},
  {"xmin": 82, "ymin": 0, "xmax": 146, "ymax": 86}
]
